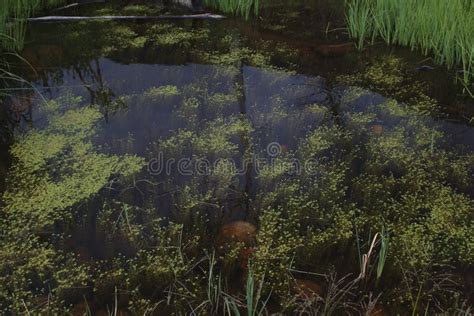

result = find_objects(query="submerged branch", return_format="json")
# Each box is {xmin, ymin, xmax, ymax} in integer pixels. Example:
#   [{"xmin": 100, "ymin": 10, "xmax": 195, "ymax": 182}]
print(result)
[{"xmin": 27, "ymin": 13, "xmax": 226, "ymax": 22}]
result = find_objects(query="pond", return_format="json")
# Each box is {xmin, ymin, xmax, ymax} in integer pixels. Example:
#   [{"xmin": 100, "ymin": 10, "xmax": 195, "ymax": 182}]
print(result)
[{"xmin": 0, "ymin": 0, "xmax": 473, "ymax": 314}]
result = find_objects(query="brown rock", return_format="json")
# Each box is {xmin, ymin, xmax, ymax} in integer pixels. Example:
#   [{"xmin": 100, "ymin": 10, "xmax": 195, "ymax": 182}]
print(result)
[
  {"xmin": 371, "ymin": 124, "xmax": 384, "ymax": 136},
  {"xmin": 215, "ymin": 221, "xmax": 257, "ymax": 252}
]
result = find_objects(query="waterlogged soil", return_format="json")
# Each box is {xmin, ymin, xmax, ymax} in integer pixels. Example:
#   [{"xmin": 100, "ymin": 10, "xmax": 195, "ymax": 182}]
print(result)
[{"xmin": 0, "ymin": 0, "xmax": 473, "ymax": 314}]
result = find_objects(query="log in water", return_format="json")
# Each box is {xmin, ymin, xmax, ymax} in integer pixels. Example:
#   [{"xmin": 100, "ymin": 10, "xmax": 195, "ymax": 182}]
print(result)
[{"xmin": 27, "ymin": 13, "xmax": 225, "ymax": 22}]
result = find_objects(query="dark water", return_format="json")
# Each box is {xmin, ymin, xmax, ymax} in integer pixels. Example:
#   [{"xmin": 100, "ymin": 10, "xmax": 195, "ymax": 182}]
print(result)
[
  {"xmin": 0, "ymin": 0, "xmax": 473, "ymax": 312},
  {"xmin": 0, "ymin": 0, "xmax": 472, "ymax": 243}
]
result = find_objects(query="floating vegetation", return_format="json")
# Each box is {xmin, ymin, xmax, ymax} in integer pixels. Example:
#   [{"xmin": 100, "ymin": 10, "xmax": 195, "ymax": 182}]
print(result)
[
  {"xmin": 147, "ymin": 23, "xmax": 209, "ymax": 47},
  {"xmin": 203, "ymin": 47, "xmax": 270, "ymax": 68},
  {"xmin": 337, "ymin": 56, "xmax": 440, "ymax": 114},
  {"xmin": 91, "ymin": 2, "xmax": 165, "ymax": 16},
  {"xmin": 143, "ymin": 85, "xmax": 181, "ymax": 99},
  {"xmin": 3, "ymin": 95, "xmax": 144, "ymax": 230}
]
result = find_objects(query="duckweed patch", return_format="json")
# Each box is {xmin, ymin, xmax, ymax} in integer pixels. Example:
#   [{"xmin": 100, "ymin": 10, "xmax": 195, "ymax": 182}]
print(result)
[
  {"xmin": 3, "ymin": 100, "xmax": 144, "ymax": 230},
  {"xmin": 147, "ymin": 23, "xmax": 209, "ymax": 47},
  {"xmin": 143, "ymin": 85, "xmax": 180, "ymax": 99},
  {"xmin": 202, "ymin": 47, "xmax": 271, "ymax": 69},
  {"xmin": 337, "ymin": 56, "xmax": 439, "ymax": 113}
]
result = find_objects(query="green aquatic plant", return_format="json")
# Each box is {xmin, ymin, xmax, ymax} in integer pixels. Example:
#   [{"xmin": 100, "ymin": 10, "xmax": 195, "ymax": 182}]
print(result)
[
  {"xmin": 202, "ymin": 47, "xmax": 271, "ymax": 69},
  {"xmin": 0, "ymin": 229, "xmax": 91, "ymax": 313},
  {"xmin": 208, "ymin": 93, "xmax": 239, "ymax": 114},
  {"xmin": 224, "ymin": 269, "xmax": 270, "ymax": 316},
  {"xmin": 2, "ymin": 97, "xmax": 144, "ymax": 230},
  {"xmin": 157, "ymin": 115, "xmax": 252, "ymax": 160},
  {"xmin": 2, "ymin": 54, "xmax": 474, "ymax": 314},
  {"xmin": 90, "ymin": 2, "xmax": 164, "ymax": 16},
  {"xmin": 100, "ymin": 24, "xmax": 147, "ymax": 54},
  {"xmin": 204, "ymin": 0, "xmax": 260, "ymax": 19},
  {"xmin": 143, "ymin": 85, "xmax": 180, "ymax": 99},
  {"xmin": 345, "ymin": 0, "xmax": 474, "ymax": 87},
  {"xmin": 345, "ymin": 0, "xmax": 373, "ymax": 49},
  {"xmin": 177, "ymin": 96, "xmax": 200, "ymax": 128},
  {"xmin": 43, "ymin": 21, "xmax": 148, "ymax": 63},
  {"xmin": 147, "ymin": 23, "xmax": 209, "ymax": 47},
  {"xmin": 252, "ymin": 208, "xmax": 302, "ymax": 295},
  {"xmin": 0, "ymin": 0, "xmax": 66, "ymax": 50},
  {"xmin": 337, "ymin": 57, "xmax": 440, "ymax": 113}
]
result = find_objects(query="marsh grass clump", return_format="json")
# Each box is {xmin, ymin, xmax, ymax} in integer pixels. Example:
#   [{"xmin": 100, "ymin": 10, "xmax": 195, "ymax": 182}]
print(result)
[
  {"xmin": 345, "ymin": 0, "xmax": 474, "ymax": 88},
  {"xmin": 0, "ymin": 0, "xmax": 66, "ymax": 50},
  {"xmin": 203, "ymin": 0, "xmax": 260, "ymax": 19}
]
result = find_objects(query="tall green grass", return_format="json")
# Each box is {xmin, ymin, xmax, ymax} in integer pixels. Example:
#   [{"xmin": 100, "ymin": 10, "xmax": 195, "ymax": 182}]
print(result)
[
  {"xmin": 345, "ymin": 0, "xmax": 474, "ymax": 88},
  {"xmin": 203, "ymin": 0, "xmax": 259, "ymax": 19},
  {"xmin": 0, "ymin": 0, "xmax": 66, "ymax": 50}
]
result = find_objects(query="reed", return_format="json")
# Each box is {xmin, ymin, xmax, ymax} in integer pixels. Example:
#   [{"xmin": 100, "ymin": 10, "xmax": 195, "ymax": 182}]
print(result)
[
  {"xmin": 0, "ymin": 0, "xmax": 66, "ymax": 50},
  {"xmin": 345, "ymin": 0, "xmax": 474, "ymax": 86},
  {"xmin": 203, "ymin": 0, "xmax": 259, "ymax": 19}
]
